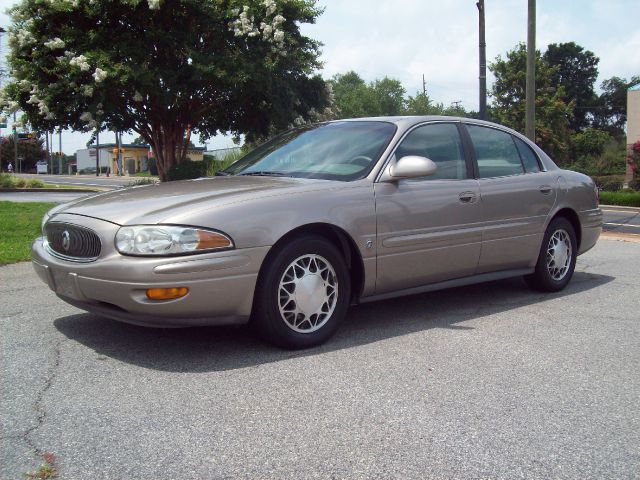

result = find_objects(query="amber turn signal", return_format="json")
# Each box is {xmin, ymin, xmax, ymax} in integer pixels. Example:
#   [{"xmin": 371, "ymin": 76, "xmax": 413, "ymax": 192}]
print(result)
[{"xmin": 146, "ymin": 287, "xmax": 189, "ymax": 301}]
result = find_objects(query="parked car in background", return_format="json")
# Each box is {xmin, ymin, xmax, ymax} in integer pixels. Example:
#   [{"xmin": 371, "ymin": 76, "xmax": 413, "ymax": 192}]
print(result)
[{"xmin": 32, "ymin": 117, "xmax": 602, "ymax": 349}]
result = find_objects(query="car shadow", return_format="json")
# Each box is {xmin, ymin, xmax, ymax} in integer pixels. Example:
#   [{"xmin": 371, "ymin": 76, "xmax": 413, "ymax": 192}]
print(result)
[{"xmin": 54, "ymin": 271, "xmax": 614, "ymax": 373}]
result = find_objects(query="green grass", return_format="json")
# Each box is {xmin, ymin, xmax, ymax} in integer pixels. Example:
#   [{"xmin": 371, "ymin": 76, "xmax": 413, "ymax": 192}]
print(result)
[
  {"xmin": 0, "ymin": 201, "xmax": 54, "ymax": 265},
  {"xmin": 600, "ymin": 190, "xmax": 640, "ymax": 207}
]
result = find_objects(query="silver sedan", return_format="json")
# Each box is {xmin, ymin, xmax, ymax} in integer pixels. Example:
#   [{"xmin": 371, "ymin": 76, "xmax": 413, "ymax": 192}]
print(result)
[{"xmin": 32, "ymin": 117, "xmax": 602, "ymax": 349}]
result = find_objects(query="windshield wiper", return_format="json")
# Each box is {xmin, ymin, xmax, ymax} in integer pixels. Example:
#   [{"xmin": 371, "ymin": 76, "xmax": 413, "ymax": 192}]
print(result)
[{"xmin": 238, "ymin": 171, "xmax": 286, "ymax": 177}]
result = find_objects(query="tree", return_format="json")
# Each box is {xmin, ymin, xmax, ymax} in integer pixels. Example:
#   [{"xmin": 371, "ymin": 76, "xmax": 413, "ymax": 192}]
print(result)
[
  {"xmin": 330, "ymin": 72, "xmax": 405, "ymax": 118},
  {"xmin": 543, "ymin": 42, "xmax": 599, "ymax": 132},
  {"xmin": 490, "ymin": 43, "xmax": 573, "ymax": 164},
  {"xmin": 0, "ymin": 134, "xmax": 47, "ymax": 172},
  {"xmin": 593, "ymin": 75, "xmax": 640, "ymax": 136},
  {"xmin": 1, "ymin": 0, "xmax": 330, "ymax": 181}
]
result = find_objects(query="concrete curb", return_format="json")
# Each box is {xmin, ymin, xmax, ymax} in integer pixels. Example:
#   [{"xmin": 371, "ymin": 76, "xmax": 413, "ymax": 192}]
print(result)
[
  {"xmin": 600, "ymin": 205, "xmax": 640, "ymax": 212},
  {"xmin": 0, "ymin": 188, "xmax": 104, "ymax": 193}
]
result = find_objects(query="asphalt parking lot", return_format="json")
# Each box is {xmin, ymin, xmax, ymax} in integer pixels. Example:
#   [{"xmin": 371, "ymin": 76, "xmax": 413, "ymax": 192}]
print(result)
[{"xmin": 1, "ymin": 237, "xmax": 639, "ymax": 479}]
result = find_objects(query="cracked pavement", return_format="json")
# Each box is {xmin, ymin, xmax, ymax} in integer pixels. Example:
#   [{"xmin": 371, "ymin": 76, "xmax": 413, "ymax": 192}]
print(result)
[{"xmin": 1, "ymin": 238, "xmax": 639, "ymax": 479}]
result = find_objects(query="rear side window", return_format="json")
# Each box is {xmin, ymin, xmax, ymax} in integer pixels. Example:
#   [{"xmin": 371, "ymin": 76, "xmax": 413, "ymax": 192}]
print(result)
[
  {"xmin": 394, "ymin": 123, "xmax": 467, "ymax": 180},
  {"xmin": 513, "ymin": 136, "xmax": 541, "ymax": 173},
  {"xmin": 467, "ymin": 125, "xmax": 524, "ymax": 178}
]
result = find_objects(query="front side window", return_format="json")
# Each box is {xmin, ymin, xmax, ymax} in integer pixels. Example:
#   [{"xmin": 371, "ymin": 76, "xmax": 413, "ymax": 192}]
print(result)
[
  {"xmin": 394, "ymin": 123, "xmax": 467, "ymax": 180},
  {"xmin": 467, "ymin": 125, "xmax": 524, "ymax": 178},
  {"xmin": 223, "ymin": 121, "xmax": 396, "ymax": 181}
]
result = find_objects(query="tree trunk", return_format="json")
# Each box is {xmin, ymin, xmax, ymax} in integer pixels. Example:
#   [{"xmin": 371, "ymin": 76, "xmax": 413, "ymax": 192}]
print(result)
[{"xmin": 145, "ymin": 124, "xmax": 186, "ymax": 182}]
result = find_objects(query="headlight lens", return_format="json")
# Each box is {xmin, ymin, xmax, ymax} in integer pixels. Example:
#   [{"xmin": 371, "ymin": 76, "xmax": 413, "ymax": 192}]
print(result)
[{"xmin": 115, "ymin": 225, "xmax": 233, "ymax": 256}]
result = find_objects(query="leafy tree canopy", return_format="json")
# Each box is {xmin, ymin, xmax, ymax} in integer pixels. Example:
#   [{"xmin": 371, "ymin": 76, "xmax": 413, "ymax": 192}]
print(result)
[
  {"xmin": 592, "ymin": 75, "xmax": 640, "ymax": 136},
  {"xmin": 490, "ymin": 43, "xmax": 573, "ymax": 164},
  {"xmin": 1, "ymin": 134, "xmax": 47, "ymax": 171},
  {"xmin": 543, "ymin": 42, "xmax": 599, "ymax": 132},
  {"xmin": 0, "ymin": 0, "xmax": 330, "ymax": 181}
]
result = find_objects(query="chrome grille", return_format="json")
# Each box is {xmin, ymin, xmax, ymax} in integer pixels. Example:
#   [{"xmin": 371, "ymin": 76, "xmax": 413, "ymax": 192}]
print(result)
[{"xmin": 45, "ymin": 222, "xmax": 101, "ymax": 261}]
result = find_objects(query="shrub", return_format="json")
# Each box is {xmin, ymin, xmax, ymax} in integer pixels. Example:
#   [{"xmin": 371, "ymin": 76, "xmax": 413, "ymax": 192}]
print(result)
[
  {"xmin": 628, "ymin": 179, "xmax": 640, "ymax": 192},
  {"xmin": 599, "ymin": 180, "xmax": 623, "ymax": 192},
  {"xmin": 27, "ymin": 179, "xmax": 45, "ymax": 188},
  {"xmin": 599, "ymin": 190, "xmax": 640, "ymax": 207},
  {"xmin": 166, "ymin": 160, "xmax": 206, "ymax": 181},
  {"xmin": 14, "ymin": 178, "xmax": 27, "ymax": 188},
  {"xmin": 591, "ymin": 175, "xmax": 625, "ymax": 190},
  {"xmin": 0, "ymin": 173, "xmax": 17, "ymax": 188}
]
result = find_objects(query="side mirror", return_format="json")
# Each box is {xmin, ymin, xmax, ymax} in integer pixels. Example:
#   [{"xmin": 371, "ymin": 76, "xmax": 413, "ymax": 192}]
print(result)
[{"xmin": 382, "ymin": 155, "xmax": 438, "ymax": 181}]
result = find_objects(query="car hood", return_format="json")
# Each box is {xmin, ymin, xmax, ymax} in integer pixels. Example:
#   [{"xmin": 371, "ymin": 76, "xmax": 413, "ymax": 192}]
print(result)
[{"xmin": 55, "ymin": 176, "xmax": 333, "ymax": 225}]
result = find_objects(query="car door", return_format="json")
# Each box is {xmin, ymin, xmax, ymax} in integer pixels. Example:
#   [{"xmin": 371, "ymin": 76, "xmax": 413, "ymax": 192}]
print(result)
[
  {"xmin": 374, "ymin": 122, "xmax": 482, "ymax": 294},
  {"xmin": 463, "ymin": 123, "xmax": 557, "ymax": 273}
]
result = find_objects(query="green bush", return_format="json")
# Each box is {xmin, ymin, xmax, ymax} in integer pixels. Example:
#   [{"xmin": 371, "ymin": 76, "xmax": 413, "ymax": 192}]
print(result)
[
  {"xmin": 0, "ymin": 173, "xmax": 17, "ymax": 188},
  {"xmin": 14, "ymin": 178, "xmax": 27, "ymax": 188},
  {"xmin": 166, "ymin": 160, "xmax": 206, "ymax": 181},
  {"xmin": 591, "ymin": 175, "xmax": 626, "ymax": 190},
  {"xmin": 27, "ymin": 179, "xmax": 45, "ymax": 188},
  {"xmin": 599, "ymin": 190, "xmax": 640, "ymax": 207}
]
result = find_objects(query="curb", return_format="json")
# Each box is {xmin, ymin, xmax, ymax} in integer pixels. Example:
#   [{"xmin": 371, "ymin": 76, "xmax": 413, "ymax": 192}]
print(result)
[
  {"xmin": 600, "ymin": 204, "xmax": 640, "ymax": 212},
  {"xmin": 0, "ymin": 188, "xmax": 103, "ymax": 193}
]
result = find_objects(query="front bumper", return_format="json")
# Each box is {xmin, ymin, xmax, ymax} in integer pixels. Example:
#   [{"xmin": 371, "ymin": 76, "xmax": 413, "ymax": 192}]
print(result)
[{"xmin": 32, "ymin": 216, "xmax": 270, "ymax": 327}]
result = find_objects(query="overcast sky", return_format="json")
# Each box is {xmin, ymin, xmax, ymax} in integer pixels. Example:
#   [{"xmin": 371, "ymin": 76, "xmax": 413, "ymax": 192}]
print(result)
[{"xmin": 1, "ymin": 0, "xmax": 639, "ymax": 154}]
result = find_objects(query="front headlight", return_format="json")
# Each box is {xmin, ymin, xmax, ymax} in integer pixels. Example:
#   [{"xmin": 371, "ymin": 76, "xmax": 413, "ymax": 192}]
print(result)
[{"xmin": 115, "ymin": 225, "xmax": 234, "ymax": 256}]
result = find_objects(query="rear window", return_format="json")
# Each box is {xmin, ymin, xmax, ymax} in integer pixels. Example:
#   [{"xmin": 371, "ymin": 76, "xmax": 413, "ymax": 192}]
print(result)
[
  {"xmin": 513, "ymin": 136, "xmax": 541, "ymax": 173},
  {"xmin": 467, "ymin": 125, "xmax": 524, "ymax": 178}
]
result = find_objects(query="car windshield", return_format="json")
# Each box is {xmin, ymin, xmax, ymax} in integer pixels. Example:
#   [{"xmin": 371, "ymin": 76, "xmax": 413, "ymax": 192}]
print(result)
[{"xmin": 222, "ymin": 121, "xmax": 397, "ymax": 181}]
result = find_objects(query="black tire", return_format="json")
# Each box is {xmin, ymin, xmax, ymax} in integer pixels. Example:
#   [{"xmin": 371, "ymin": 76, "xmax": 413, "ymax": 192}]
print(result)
[
  {"xmin": 253, "ymin": 235, "xmax": 351, "ymax": 349},
  {"xmin": 525, "ymin": 217, "xmax": 577, "ymax": 292}
]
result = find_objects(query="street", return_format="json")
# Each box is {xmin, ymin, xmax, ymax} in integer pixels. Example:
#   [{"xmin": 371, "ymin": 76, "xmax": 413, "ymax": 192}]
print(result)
[{"xmin": 1, "ymin": 238, "xmax": 638, "ymax": 479}]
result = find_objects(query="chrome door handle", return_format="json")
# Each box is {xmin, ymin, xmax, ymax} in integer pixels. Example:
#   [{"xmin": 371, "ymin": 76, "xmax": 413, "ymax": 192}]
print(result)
[
  {"xmin": 459, "ymin": 192, "xmax": 476, "ymax": 203},
  {"xmin": 539, "ymin": 185, "xmax": 552, "ymax": 195}
]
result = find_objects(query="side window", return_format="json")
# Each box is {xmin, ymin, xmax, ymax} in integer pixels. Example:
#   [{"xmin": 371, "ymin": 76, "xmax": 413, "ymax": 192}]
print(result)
[
  {"xmin": 513, "ymin": 136, "xmax": 541, "ymax": 173},
  {"xmin": 467, "ymin": 125, "xmax": 524, "ymax": 178},
  {"xmin": 394, "ymin": 123, "xmax": 467, "ymax": 180}
]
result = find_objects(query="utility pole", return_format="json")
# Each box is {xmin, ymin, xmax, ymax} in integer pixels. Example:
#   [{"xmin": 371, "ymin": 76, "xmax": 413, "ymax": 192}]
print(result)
[
  {"xmin": 58, "ymin": 129, "xmax": 62, "ymax": 174},
  {"xmin": 422, "ymin": 74, "xmax": 427, "ymax": 96},
  {"xmin": 45, "ymin": 131, "xmax": 49, "ymax": 173},
  {"xmin": 477, "ymin": 0, "xmax": 487, "ymax": 120},
  {"xmin": 13, "ymin": 112, "xmax": 17, "ymax": 172},
  {"xmin": 525, "ymin": 0, "xmax": 536, "ymax": 141},
  {"xmin": 96, "ymin": 129, "xmax": 100, "ymax": 176}
]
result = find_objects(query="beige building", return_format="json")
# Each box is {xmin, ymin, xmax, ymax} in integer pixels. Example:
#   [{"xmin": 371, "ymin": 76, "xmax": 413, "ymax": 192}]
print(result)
[{"xmin": 627, "ymin": 85, "xmax": 640, "ymax": 182}]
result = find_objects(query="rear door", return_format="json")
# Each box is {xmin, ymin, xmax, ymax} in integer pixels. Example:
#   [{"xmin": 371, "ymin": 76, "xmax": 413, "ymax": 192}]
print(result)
[
  {"xmin": 463, "ymin": 124, "xmax": 556, "ymax": 273},
  {"xmin": 374, "ymin": 122, "xmax": 482, "ymax": 294}
]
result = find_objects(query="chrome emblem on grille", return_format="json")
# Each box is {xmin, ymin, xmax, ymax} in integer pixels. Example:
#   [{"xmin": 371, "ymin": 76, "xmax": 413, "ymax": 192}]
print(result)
[{"xmin": 61, "ymin": 230, "xmax": 71, "ymax": 252}]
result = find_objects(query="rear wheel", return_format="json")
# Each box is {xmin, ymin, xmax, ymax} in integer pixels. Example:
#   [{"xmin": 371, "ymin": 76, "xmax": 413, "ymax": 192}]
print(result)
[
  {"xmin": 525, "ymin": 217, "xmax": 577, "ymax": 292},
  {"xmin": 253, "ymin": 235, "xmax": 351, "ymax": 349}
]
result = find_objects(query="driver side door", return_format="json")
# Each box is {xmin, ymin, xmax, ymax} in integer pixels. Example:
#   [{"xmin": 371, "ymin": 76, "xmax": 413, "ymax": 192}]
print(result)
[{"xmin": 374, "ymin": 122, "xmax": 482, "ymax": 294}]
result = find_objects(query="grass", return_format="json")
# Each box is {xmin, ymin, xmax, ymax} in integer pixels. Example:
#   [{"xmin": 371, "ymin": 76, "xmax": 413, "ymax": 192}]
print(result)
[
  {"xmin": 0, "ymin": 201, "xmax": 54, "ymax": 265},
  {"xmin": 600, "ymin": 190, "xmax": 640, "ymax": 207},
  {"xmin": 25, "ymin": 452, "xmax": 58, "ymax": 479}
]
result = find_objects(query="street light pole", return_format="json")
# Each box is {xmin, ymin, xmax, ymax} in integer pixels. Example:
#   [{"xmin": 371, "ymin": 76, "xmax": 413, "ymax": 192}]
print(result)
[
  {"xmin": 477, "ymin": 0, "xmax": 487, "ymax": 120},
  {"xmin": 525, "ymin": 0, "xmax": 536, "ymax": 141}
]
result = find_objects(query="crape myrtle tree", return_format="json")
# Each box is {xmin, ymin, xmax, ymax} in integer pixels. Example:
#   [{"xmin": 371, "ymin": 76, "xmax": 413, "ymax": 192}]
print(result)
[{"xmin": 0, "ymin": 0, "xmax": 331, "ymax": 181}]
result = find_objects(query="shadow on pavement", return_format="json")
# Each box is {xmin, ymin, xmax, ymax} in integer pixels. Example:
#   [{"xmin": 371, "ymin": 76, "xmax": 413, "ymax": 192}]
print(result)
[{"xmin": 54, "ymin": 271, "xmax": 614, "ymax": 372}]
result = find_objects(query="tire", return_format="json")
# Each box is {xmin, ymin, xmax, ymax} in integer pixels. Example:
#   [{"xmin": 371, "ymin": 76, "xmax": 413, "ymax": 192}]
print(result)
[
  {"xmin": 253, "ymin": 235, "xmax": 351, "ymax": 349},
  {"xmin": 525, "ymin": 217, "xmax": 577, "ymax": 292}
]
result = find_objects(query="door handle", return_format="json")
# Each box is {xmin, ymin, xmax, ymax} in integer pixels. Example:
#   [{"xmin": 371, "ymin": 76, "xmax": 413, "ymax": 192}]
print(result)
[
  {"xmin": 539, "ymin": 185, "xmax": 552, "ymax": 195},
  {"xmin": 459, "ymin": 191, "xmax": 477, "ymax": 204}
]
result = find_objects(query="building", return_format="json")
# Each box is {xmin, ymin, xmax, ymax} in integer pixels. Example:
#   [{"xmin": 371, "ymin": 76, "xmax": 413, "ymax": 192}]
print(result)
[
  {"xmin": 627, "ymin": 84, "xmax": 640, "ymax": 183},
  {"xmin": 77, "ymin": 144, "xmax": 150, "ymax": 175},
  {"xmin": 76, "ymin": 144, "xmax": 207, "ymax": 175}
]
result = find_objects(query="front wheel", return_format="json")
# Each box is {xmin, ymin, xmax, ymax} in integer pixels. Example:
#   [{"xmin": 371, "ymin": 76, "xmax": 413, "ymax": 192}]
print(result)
[
  {"xmin": 525, "ymin": 217, "xmax": 577, "ymax": 292},
  {"xmin": 253, "ymin": 235, "xmax": 351, "ymax": 349}
]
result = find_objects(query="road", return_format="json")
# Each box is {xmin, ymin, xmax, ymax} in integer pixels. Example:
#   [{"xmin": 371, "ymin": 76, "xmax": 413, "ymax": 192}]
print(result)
[
  {"xmin": 1, "ymin": 238, "xmax": 638, "ymax": 479},
  {"xmin": 601, "ymin": 206, "xmax": 640, "ymax": 236}
]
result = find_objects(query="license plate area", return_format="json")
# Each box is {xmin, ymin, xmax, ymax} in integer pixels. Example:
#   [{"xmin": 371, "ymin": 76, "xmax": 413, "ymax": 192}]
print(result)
[{"xmin": 51, "ymin": 270, "xmax": 81, "ymax": 300}]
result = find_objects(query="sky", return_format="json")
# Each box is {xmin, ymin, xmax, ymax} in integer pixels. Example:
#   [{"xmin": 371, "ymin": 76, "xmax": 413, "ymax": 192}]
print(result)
[{"xmin": 0, "ymin": 0, "xmax": 639, "ymax": 154}]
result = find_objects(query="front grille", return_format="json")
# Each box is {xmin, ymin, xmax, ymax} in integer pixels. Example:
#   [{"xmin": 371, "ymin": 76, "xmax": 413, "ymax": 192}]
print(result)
[{"xmin": 45, "ymin": 222, "xmax": 101, "ymax": 261}]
